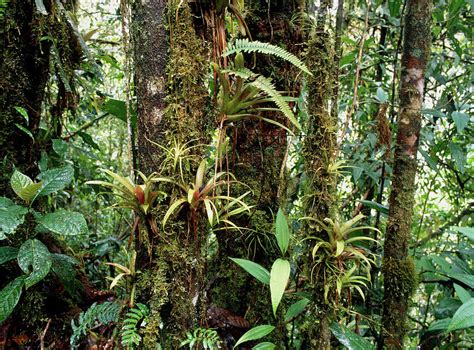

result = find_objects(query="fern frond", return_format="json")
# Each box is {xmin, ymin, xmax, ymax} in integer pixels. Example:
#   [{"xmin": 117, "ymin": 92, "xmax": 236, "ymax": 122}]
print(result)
[
  {"xmin": 70, "ymin": 301, "xmax": 120, "ymax": 348},
  {"xmin": 223, "ymin": 39, "xmax": 312, "ymax": 76}
]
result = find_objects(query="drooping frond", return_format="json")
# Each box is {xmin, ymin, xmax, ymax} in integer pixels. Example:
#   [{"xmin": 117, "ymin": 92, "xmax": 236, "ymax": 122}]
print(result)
[{"xmin": 223, "ymin": 39, "xmax": 312, "ymax": 76}]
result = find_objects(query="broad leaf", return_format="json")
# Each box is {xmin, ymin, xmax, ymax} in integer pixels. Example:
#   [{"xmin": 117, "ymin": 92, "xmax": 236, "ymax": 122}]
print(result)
[
  {"xmin": 270, "ymin": 258, "xmax": 290, "ymax": 316},
  {"xmin": 284, "ymin": 298, "xmax": 309, "ymax": 322},
  {"xmin": 10, "ymin": 170, "xmax": 33, "ymax": 198},
  {"xmin": 0, "ymin": 276, "xmax": 25, "ymax": 323},
  {"xmin": 275, "ymin": 208, "xmax": 290, "ymax": 255},
  {"xmin": 358, "ymin": 200, "xmax": 389, "ymax": 216},
  {"xmin": 0, "ymin": 247, "xmax": 19, "ymax": 265},
  {"xmin": 330, "ymin": 322, "xmax": 375, "ymax": 350},
  {"xmin": 230, "ymin": 258, "xmax": 270, "ymax": 285},
  {"xmin": 448, "ymin": 143, "xmax": 465, "ymax": 173},
  {"xmin": 427, "ymin": 318, "xmax": 451, "ymax": 332},
  {"xmin": 253, "ymin": 342, "xmax": 276, "ymax": 350},
  {"xmin": 233, "ymin": 325, "xmax": 275, "ymax": 349},
  {"xmin": 375, "ymin": 87, "xmax": 388, "ymax": 103},
  {"xmin": 17, "ymin": 239, "xmax": 52, "ymax": 289},
  {"xmin": 37, "ymin": 209, "xmax": 88, "ymax": 236},
  {"xmin": 451, "ymin": 111, "xmax": 470, "ymax": 133},
  {"xmin": 34, "ymin": 166, "xmax": 74, "ymax": 199},
  {"xmin": 447, "ymin": 273, "xmax": 474, "ymax": 289},
  {"xmin": 452, "ymin": 226, "xmax": 474, "ymax": 241},
  {"xmin": 0, "ymin": 197, "xmax": 28, "ymax": 240},
  {"xmin": 454, "ymin": 284, "xmax": 471, "ymax": 303},
  {"xmin": 447, "ymin": 298, "xmax": 474, "ymax": 332}
]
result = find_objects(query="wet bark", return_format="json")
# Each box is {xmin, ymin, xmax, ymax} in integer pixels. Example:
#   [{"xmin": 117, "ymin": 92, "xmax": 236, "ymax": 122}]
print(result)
[{"xmin": 380, "ymin": 0, "xmax": 432, "ymax": 348}]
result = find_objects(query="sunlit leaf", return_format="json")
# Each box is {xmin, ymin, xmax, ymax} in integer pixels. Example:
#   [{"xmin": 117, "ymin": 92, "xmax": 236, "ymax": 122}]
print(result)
[
  {"xmin": 270, "ymin": 258, "xmax": 290, "ymax": 316},
  {"xmin": 275, "ymin": 208, "xmax": 290, "ymax": 255},
  {"xmin": 37, "ymin": 209, "xmax": 88, "ymax": 236}
]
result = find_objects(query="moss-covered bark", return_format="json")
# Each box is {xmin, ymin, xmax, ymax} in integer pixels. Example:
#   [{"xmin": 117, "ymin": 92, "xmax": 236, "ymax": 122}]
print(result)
[
  {"xmin": 380, "ymin": 0, "xmax": 432, "ymax": 348},
  {"xmin": 207, "ymin": 0, "xmax": 307, "ymax": 335},
  {"xmin": 131, "ymin": 0, "xmax": 212, "ymax": 346},
  {"xmin": 0, "ymin": 0, "xmax": 52, "ymax": 194},
  {"xmin": 300, "ymin": 1, "xmax": 338, "ymax": 348}
]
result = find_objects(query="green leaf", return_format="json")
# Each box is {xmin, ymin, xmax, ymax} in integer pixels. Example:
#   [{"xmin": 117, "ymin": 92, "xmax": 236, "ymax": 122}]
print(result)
[
  {"xmin": 37, "ymin": 209, "xmax": 88, "ymax": 236},
  {"xmin": 359, "ymin": 200, "xmax": 389, "ymax": 216},
  {"xmin": 447, "ymin": 273, "xmax": 474, "ymax": 289},
  {"xmin": 427, "ymin": 318, "xmax": 451, "ymax": 332},
  {"xmin": 14, "ymin": 106, "xmax": 29, "ymax": 123},
  {"xmin": 270, "ymin": 258, "xmax": 290, "ymax": 316},
  {"xmin": 15, "ymin": 123, "xmax": 34, "ymax": 141},
  {"xmin": 233, "ymin": 325, "xmax": 275, "ymax": 349},
  {"xmin": 223, "ymin": 39, "xmax": 311, "ymax": 75},
  {"xmin": 448, "ymin": 143, "xmax": 465, "ymax": 173},
  {"xmin": 0, "ymin": 197, "xmax": 28, "ymax": 240},
  {"xmin": 451, "ymin": 111, "xmax": 470, "ymax": 133},
  {"xmin": 78, "ymin": 131, "xmax": 100, "ymax": 150},
  {"xmin": 230, "ymin": 258, "xmax": 270, "ymax": 285},
  {"xmin": 330, "ymin": 322, "xmax": 375, "ymax": 350},
  {"xmin": 447, "ymin": 298, "xmax": 474, "ymax": 332},
  {"xmin": 0, "ymin": 276, "xmax": 25, "ymax": 324},
  {"xmin": 52, "ymin": 139, "xmax": 68, "ymax": 158},
  {"xmin": 253, "ymin": 342, "xmax": 276, "ymax": 350},
  {"xmin": 34, "ymin": 166, "xmax": 74, "ymax": 199},
  {"xmin": 0, "ymin": 247, "xmax": 18, "ymax": 265},
  {"xmin": 284, "ymin": 298, "xmax": 309, "ymax": 322},
  {"xmin": 454, "ymin": 284, "xmax": 471, "ymax": 303},
  {"xmin": 10, "ymin": 170, "xmax": 33, "ymax": 197},
  {"xmin": 452, "ymin": 226, "xmax": 474, "ymax": 241},
  {"xmin": 275, "ymin": 208, "xmax": 290, "ymax": 255},
  {"xmin": 17, "ymin": 239, "xmax": 52, "ymax": 289}
]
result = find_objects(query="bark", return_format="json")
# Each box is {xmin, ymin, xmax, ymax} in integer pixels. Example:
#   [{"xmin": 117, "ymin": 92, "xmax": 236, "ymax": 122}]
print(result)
[
  {"xmin": 0, "ymin": 0, "xmax": 51, "ymax": 194},
  {"xmin": 131, "ymin": 0, "xmax": 212, "ymax": 346},
  {"xmin": 208, "ymin": 0, "xmax": 306, "ymax": 335},
  {"xmin": 380, "ymin": 0, "xmax": 432, "ymax": 348},
  {"xmin": 131, "ymin": 0, "xmax": 168, "ymax": 175},
  {"xmin": 300, "ymin": 0, "xmax": 339, "ymax": 348}
]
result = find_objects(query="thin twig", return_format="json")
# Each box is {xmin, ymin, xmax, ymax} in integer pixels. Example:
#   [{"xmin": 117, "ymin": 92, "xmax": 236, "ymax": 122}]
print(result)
[{"xmin": 40, "ymin": 319, "xmax": 51, "ymax": 350}]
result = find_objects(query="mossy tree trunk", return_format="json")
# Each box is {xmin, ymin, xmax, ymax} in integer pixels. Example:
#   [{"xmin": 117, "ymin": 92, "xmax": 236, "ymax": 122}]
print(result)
[
  {"xmin": 0, "ymin": 0, "xmax": 52, "ymax": 194},
  {"xmin": 380, "ymin": 0, "xmax": 432, "ymax": 348},
  {"xmin": 208, "ymin": 0, "xmax": 307, "ymax": 336},
  {"xmin": 131, "ymin": 0, "xmax": 212, "ymax": 347},
  {"xmin": 301, "ymin": 0, "xmax": 338, "ymax": 348}
]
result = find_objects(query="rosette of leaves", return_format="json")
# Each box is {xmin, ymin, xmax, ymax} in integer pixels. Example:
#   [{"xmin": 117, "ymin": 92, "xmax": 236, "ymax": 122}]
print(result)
[
  {"xmin": 302, "ymin": 214, "xmax": 380, "ymax": 303},
  {"xmin": 86, "ymin": 169, "xmax": 171, "ymax": 241},
  {"xmin": 162, "ymin": 159, "xmax": 252, "ymax": 235}
]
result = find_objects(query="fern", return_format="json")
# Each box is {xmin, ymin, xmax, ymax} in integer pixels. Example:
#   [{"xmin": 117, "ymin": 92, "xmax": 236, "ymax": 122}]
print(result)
[
  {"xmin": 121, "ymin": 303, "xmax": 149, "ymax": 349},
  {"xmin": 222, "ymin": 39, "xmax": 312, "ymax": 76},
  {"xmin": 180, "ymin": 328, "xmax": 221, "ymax": 349},
  {"xmin": 224, "ymin": 67, "xmax": 301, "ymax": 131},
  {"xmin": 70, "ymin": 301, "xmax": 120, "ymax": 348}
]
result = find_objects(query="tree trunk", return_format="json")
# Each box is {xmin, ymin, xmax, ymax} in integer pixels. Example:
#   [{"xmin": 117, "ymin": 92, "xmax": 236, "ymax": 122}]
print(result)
[
  {"xmin": 301, "ymin": 1, "xmax": 338, "ymax": 348},
  {"xmin": 0, "ymin": 0, "xmax": 51, "ymax": 194},
  {"xmin": 131, "ymin": 0, "xmax": 212, "ymax": 346},
  {"xmin": 380, "ymin": 0, "xmax": 432, "ymax": 348}
]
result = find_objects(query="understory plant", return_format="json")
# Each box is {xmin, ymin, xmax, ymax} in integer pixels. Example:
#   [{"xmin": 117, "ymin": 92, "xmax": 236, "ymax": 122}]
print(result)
[{"xmin": 0, "ymin": 167, "xmax": 87, "ymax": 323}]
